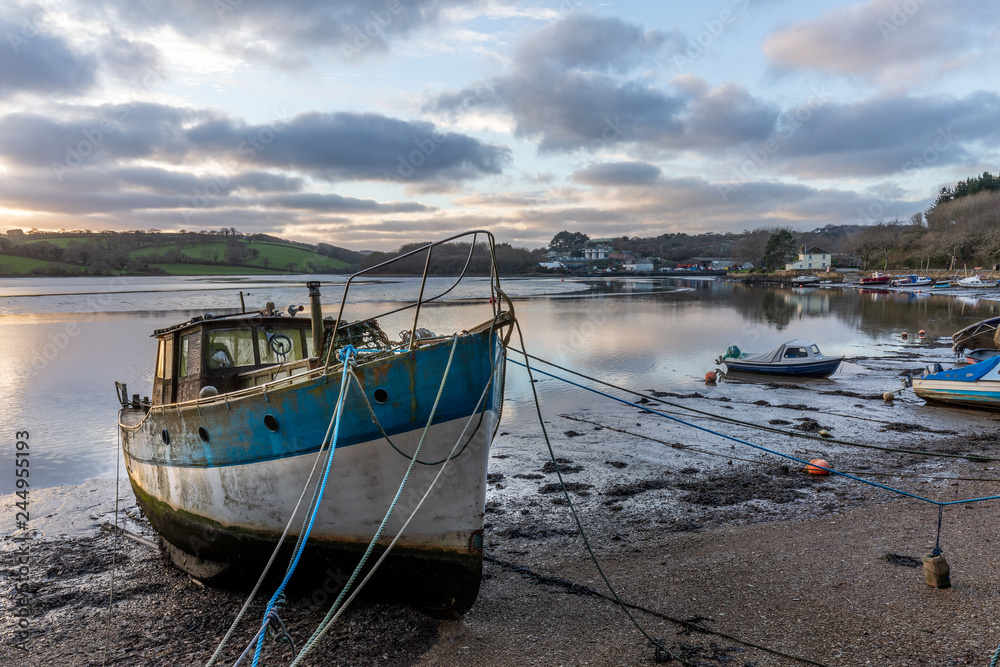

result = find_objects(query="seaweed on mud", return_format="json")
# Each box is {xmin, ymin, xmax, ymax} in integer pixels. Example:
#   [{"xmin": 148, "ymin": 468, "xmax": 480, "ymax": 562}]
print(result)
[
  {"xmin": 764, "ymin": 383, "xmax": 801, "ymax": 390},
  {"xmin": 884, "ymin": 553, "xmax": 922, "ymax": 568},
  {"xmin": 564, "ymin": 430, "xmax": 583, "ymax": 437},
  {"xmin": 514, "ymin": 473, "xmax": 545, "ymax": 480},
  {"xmin": 793, "ymin": 418, "xmax": 826, "ymax": 432},
  {"xmin": 819, "ymin": 389, "xmax": 885, "ymax": 400},
  {"xmin": 667, "ymin": 642, "xmax": 749, "ymax": 665},
  {"xmin": 487, "ymin": 473, "xmax": 505, "ymax": 483},
  {"xmin": 604, "ymin": 478, "xmax": 671, "ymax": 498},
  {"xmin": 541, "ymin": 460, "xmax": 583, "ymax": 474},
  {"xmin": 605, "ymin": 460, "xmax": 628, "ymax": 468},
  {"xmin": 538, "ymin": 482, "xmax": 594, "ymax": 495},
  {"xmin": 769, "ymin": 419, "xmax": 792, "ymax": 425},
  {"xmin": 773, "ymin": 403, "xmax": 811, "ymax": 411},
  {"xmin": 675, "ymin": 467, "xmax": 810, "ymax": 507},
  {"xmin": 646, "ymin": 390, "xmax": 705, "ymax": 399},
  {"xmin": 498, "ymin": 526, "xmax": 579, "ymax": 540},
  {"xmin": 753, "ymin": 400, "xmax": 771, "ymax": 406}
]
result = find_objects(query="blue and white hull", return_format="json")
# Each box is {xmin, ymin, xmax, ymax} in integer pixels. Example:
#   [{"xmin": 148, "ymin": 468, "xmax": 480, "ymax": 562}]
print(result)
[
  {"xmin": 120, "ymin": 328, "xmax": 505, "ymax": 614},
  {"xmin": 912, "ymin": 355, "xmax": 1000, "ymax": 409}
]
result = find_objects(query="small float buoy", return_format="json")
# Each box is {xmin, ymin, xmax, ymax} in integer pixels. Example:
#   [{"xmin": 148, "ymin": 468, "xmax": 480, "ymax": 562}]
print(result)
[
  {"xmin": 806, "ymin": 458, "xmax": 831, "ymax": 475},
  {"xmin": 883, "ymin": 391, "xmax": 895, "ymax": 401},
  {"xmin": 818, "ymin": 429, "xmax": 831, "ymax": 438},
  {"xmin": 704, "ymin": 371, "xmax": 717, "ymax": 383},
  {"xmin": 901, "ymin": 331, "xmax": 908, "ymax": 339},
  {"xmin": 919, "ymin": 330, "xmax": 926, "ymax": 337}
]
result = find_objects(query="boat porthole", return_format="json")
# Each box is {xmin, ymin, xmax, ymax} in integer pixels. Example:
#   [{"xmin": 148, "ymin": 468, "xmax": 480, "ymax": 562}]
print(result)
[
  {"xmin": 198, "ymin": 426, "xmax": 210, "ymax": 443},
  {"xmin": 373, "ymin": 388, "xmax": 389, "ymax": 404},
  {"xmin": 161, "ymin": 429, "xmax": 170, "ymax": 445},
  {"xmin": 264, "ymin": 414, "xmax": 279, "ymax": 432}
]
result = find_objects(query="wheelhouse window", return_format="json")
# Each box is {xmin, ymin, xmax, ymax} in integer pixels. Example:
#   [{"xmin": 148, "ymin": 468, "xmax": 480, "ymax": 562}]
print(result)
[
  {"xmin": 179, "ymin": 332, "xmax": 201, "ymax": 377},
  {"xmin": 156, "ymin": 338, "xmax": 173, "ymax": 379},
  {"xmin": 258, "ymin": 327, "xmax": 305, "ymax": 364},
  {"xmin": 811, "ymin": 344, "xmax": 821, "ymax": 355},
  {"xmin": 784, "ymin": 347, "xmax": 808, "ymax": 358},
  {"xmin": 208, "ymin": 328, "xmax": 255, "ymax": 368}
]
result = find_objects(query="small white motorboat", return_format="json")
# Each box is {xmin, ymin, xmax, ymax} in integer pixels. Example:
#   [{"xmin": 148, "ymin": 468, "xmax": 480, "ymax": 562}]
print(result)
[{"xmin": 957, "ymin": 275, "xmax": 998, "ymax": 288}]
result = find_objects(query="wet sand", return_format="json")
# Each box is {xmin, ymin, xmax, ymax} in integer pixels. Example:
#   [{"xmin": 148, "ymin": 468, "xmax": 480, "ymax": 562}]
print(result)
[{"xmin": 4, "ymin": 335, "xmax": 1000, "ymax": 665}]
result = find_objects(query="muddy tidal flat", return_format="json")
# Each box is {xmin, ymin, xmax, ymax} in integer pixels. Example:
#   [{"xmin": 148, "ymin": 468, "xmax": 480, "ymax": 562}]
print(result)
[{"xmin": 5, "ymin": 341, "xmax": 1000, "ymax": 666}]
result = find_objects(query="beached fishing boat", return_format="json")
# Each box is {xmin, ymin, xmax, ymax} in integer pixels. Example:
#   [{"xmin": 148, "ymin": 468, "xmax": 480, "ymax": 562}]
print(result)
[
  {"xmin": 717, "ymin": 340, "xmax": 843, "ymax": 377},
  {"xmin": 951, "ymin": 315, "xmax": 1000, "ymax": 353},
  {"xmin": 910, "ymin": 356, "xmax": 1000, "ymax": 409},
  {"xmin": 791, "ymin": 275, "xmax": 820, "ymax": 284},
  {"xmin": 957, "ymin": 275, "xmax": 999, "ymax": 288},
  {"xmin": 859, "ymin": 271, "xmax": 892, "ymax": 285},
  {"xmin": 115, "ymin": 231, "xmax": 512, "ymax": 615}
]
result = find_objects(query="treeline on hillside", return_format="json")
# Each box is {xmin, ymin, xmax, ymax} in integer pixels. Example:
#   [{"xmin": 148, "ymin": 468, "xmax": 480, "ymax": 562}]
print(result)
[
  {"xmin": 930, "ymin": 171, "xmax": 1000, "ymax": 210},
  {"xmin": 359, "ymin": 242, "xmax": 541, "ymax": 275}
]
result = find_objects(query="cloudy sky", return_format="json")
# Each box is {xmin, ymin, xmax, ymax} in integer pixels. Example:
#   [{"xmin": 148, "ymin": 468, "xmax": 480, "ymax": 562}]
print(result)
[{"xmin": 1, "ymin": 0, "xmax": 998, "ymax": 250}]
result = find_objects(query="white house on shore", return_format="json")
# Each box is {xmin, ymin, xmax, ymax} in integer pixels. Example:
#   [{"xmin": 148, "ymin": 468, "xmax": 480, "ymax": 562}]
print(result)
[
  {"xmin": 584, "ymin": 245, "xmax": 611, "ymax": 260},
  {"xmin": 786, "ymin": 246, "xmax": 832, "ymax": 271}
]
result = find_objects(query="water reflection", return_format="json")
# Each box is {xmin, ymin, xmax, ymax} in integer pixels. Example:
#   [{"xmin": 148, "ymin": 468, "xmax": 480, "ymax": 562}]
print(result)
[{"xmin": 3, "ymin": 275, "xmax": 999, "ymax": 493}]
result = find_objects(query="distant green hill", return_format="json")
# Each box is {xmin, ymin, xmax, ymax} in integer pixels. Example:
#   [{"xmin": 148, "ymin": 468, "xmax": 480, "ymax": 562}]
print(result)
[{"xmin": 0, "ymin": 231, "xmax": 362, "ymax": 277}]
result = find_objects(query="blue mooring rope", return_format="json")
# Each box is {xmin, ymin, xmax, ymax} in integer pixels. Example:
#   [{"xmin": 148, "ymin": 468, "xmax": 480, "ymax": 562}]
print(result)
[
  {"xmin": 508, "ymin": 359, "xmax": 1000, "ymax": 508},
  {"xmin": 250, "ymin": 345, "xmax": 358, "ymax": 666}
]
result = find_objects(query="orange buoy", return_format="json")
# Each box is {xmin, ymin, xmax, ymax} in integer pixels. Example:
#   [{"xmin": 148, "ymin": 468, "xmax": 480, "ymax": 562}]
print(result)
[
  {"xmin": 901, "ymin": 331, "xmax": 908, "ymax": 338},
  {"xmin": 919, "ymin": 330, "xmax": 926, "ymax": 337},
  {"xmin": 705, "ymin": 371, "xmax": 717, "ymax": 383},
  {"xmin": 806, "ymin": 458, "xmax": 831, "ymax": 475}
]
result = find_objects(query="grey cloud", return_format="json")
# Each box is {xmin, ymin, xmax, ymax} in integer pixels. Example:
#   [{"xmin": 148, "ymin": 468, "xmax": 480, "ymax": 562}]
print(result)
[
  {"xmin": 185, "ymin": 111, "xmax": 510, "ymax": 182},
  {"xmin": 0, "ymin": 17, "xmax": 97, "ymax": 97},
  {"xmin": 573, "ymin": 162, "xmax": 661, "ymax": 186},
  {"xmin": 261, "ymin": 193, "xmax": 429, "ymax": 213},
  {"xmin": 97, "ymin": 33, "xmax": 161, "ymax": 85},
  {"xmin": 0, "ymin": 106, "xmax": 509, "ymax": 183},
  {"xmin": 429, "ymin": 15, "xmax": 775, "ymax": 153},
  {"xmin": 91, "ymin": 0, "xmax": 469, "ymax": 67},
  {"xmin": 514, "ymin": 14, "xmax": 684, "ymax": 74},
  {"xmin": 764, "ymin": 92, "xmax": 1000, "ymax": 177},
  {"xmin": 763, "ymin": 0, "xmax": 999, "ymax": 81}
]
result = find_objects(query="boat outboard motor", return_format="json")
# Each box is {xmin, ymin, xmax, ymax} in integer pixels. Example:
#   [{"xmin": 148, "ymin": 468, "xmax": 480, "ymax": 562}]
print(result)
[{"xmin": 926, "ymin": 362, "xmax": 943, "ymax": 375}]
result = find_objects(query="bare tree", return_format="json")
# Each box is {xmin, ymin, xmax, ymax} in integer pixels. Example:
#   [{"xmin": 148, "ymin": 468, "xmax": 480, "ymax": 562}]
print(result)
[{"xmin": 732, "ymin": 227, "xmax": 775, "ymax": 269}]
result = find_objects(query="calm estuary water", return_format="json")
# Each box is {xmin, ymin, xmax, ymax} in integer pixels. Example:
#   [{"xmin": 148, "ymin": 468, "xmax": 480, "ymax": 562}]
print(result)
[{"xmin": 1, "ymin": 274, "xmax": 996, "ymax": 494}]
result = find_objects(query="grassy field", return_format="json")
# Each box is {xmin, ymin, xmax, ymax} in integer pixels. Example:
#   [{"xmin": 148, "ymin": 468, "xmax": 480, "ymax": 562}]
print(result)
[
  {"xmin": 0, "ymin": 254, "xmax": 82, "ymax": 274},
  {"xmin": 4, "ymin": 234, "xmax": 354, "ymax": 276}
]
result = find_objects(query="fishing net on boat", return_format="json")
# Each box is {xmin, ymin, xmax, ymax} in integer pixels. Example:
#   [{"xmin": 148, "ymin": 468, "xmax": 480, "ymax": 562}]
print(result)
[{"xmin": 320, "ymin": 318, "xmax": 394, "ymax": 360}]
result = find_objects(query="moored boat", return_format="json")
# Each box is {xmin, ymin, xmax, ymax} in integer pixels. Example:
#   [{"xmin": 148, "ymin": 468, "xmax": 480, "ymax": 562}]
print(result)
[
  {"xmin": 791, "ymin": 275, "xmax": 820, "ymax": 284},
  {"xmin": 911, "ymin": 356, "xmax": 1000, "ymax": 409},
  {"xmin": 891, "ymin": 274, "xmax": 933, "ymax": 287},
  {"xmin": 115, "ymin": 231, "xmax": 512, "ymax": 615},
  {"xmin": 951, "ymin": 315, "xmax": 1000, "ymax": 353},
  {"xmin": 859, "ymin": 271, "xmax": 892, "ymax": 285},
  {"xmin": 717, "ymin": 340, "xmax": 843, "ymax": 377},
  {"xmin": 965, "ymin": 348, "xmax": 1000, "ymax": 364},
  {"xmin": 957, "ymin": 275, "xmax": 999, "ymax": 288}
]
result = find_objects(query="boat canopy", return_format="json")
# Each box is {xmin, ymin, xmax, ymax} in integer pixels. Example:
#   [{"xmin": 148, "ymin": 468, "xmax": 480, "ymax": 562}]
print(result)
[
  {"xmin": 925, "ymin": 355, "xmax": 1000, "ymax": 382},
  {"xmin": 738, "ymin": 339, "xmax": 824, "ymax": 363}
]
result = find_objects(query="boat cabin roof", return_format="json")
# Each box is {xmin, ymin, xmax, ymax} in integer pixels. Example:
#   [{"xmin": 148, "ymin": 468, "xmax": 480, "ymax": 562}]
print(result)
[
  {"xmin": 153, "ymin": 312, "xmax": 310, "ymax": 338},
  {"xmin": 743, "ymin": 340, "xmax": 831, "ymax": 363}
]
